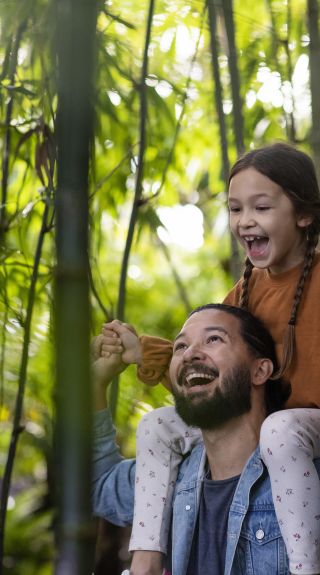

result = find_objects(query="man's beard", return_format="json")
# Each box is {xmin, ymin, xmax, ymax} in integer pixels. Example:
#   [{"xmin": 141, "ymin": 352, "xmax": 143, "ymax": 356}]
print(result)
[{"xmin": 172, "ymin": 363, "xmax": 252, "ymax": 430}]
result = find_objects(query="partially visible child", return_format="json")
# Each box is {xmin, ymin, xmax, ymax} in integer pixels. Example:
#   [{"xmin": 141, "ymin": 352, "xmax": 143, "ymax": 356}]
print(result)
[{"xmin": 105, "ymin": 143, "xmax": 320, "ymax": 575}]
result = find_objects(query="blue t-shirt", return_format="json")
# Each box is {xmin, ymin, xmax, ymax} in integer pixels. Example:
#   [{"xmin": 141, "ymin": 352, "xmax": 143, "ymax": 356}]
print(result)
[{"xmin": 186, "ymin": 472, "xmax": 240, "ymax": 575}]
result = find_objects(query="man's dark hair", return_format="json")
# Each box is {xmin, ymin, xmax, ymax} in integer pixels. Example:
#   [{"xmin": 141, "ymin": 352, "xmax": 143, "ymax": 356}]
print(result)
[{"xmin": 189, "ymin": 303, "xmax": 291, "ymax": 414}]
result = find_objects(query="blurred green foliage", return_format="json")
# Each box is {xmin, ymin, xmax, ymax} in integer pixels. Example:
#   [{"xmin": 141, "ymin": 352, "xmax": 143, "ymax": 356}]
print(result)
[{"xmin": 0, "ymin": 0, "xmax": 316, "ymax": 570}]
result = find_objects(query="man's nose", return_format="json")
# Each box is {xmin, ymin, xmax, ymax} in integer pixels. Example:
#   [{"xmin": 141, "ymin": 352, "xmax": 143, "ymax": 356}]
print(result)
[{"xmin": 182, "ymin": 343, "xmax": 206, "ymax": 362}]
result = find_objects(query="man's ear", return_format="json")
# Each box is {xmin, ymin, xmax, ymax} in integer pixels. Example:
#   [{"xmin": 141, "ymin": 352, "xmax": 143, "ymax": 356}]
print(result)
[{"xmin": 251, "ymin": 358, "xmax": 274, "ymax": 386}]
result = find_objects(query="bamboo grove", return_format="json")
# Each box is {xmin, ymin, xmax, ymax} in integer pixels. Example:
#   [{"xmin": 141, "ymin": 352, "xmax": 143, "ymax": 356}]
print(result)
[{"xmin": 0, "ymin": 0, "xmax": 319, "ymax": 572}]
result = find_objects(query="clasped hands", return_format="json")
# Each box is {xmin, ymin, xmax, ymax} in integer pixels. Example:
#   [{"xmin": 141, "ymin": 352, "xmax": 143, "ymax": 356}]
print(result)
[{"xmin": 91, "ymin": 320, "xmax": 141, "ymax": 409}]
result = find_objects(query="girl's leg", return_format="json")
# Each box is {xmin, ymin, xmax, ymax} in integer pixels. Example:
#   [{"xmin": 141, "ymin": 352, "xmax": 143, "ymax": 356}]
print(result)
[
  {"xmin": 260, "ymin": 408, "xmax": 320, "ymax": 575},
  {"xmin": 129, "ymin": 406, "xmax": 202, "ymax": 554}
]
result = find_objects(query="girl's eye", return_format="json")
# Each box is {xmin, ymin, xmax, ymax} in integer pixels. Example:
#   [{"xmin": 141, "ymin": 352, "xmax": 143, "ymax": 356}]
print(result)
[
  {"xmin": 228, "ymin": 206, "xmax": 240, "ymax": 213},
  {"xmin": 256, "ymin": 206, "xmax": 270, "ymax": 211},
  {"xmin": 207, "ymin": 335, "xmax": 222, "ymax": 343}
]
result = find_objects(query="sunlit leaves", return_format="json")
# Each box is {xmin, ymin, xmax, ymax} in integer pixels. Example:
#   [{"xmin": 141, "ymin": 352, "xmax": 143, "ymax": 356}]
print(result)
[{"xmin": 0, "ymin": 0, "xmax": 317, "ymax": 568}]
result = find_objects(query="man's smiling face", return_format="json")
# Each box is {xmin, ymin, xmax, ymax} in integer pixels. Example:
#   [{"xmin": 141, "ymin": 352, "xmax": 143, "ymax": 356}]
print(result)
[{"xmin": 169, "ymin": 309, "xmax": 256, "ymax": 429}]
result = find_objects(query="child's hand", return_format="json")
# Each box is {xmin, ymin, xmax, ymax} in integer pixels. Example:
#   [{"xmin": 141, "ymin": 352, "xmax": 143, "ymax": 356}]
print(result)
[
  {"xmin": 102, "ymin": 320, "xmax": 142, "ymax": 365},
  {"xmin": 129, "ymin": 550, "xmax": 164, "ymax": 575}
]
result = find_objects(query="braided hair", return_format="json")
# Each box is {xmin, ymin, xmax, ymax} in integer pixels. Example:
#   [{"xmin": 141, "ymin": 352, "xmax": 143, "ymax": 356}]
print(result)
[
  {"xmin": 239, "ymin": 257, "xmax": 253, "ymax": 309},
  {"xmin": 229, "ymin": 143, "xmax": 320, "ymax": 377}
]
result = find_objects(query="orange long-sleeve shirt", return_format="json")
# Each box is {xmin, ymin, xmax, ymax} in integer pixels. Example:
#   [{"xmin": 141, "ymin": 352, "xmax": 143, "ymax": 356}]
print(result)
[{"xmin": 137, "ymin": 253, "xmax": 320, "ymax": 408}]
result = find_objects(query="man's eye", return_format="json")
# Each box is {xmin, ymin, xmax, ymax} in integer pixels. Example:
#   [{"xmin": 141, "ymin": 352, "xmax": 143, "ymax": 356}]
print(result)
[{"xmin": 173, "ymin": 342, "xmax": 187, "ymax": 352}]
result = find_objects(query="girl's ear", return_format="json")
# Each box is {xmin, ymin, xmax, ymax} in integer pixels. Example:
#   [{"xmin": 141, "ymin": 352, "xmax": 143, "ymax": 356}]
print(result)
[
  {"xmin": 251, "ymin": 358, "xmax": 274, "ymax": 386},
  {"xmin": 297, "ymin": 214, "xmax": 313, "ymax": 228}
]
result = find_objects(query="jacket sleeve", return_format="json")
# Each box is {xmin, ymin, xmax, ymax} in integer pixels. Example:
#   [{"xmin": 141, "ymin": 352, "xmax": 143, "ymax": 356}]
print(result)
[
  {"xmin": 137, "ymin": 335, "xmax": 173, "ymax": 390},
  {"xmin": 91, "ymin": 409, "xmax": 136, "ymax": 526}
]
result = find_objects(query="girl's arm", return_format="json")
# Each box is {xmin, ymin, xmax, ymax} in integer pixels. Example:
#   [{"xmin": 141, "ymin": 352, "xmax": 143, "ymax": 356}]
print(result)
[{"xmin": 137, "ymin": 335, "xmax": 173, "ymax": 390}]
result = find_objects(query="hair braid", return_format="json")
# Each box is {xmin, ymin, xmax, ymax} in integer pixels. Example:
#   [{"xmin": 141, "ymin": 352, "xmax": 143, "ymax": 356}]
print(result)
[
  {"xmin": 273, "ymin": 232, "xmax": 318, "ymax": 379},
  {"xmin": 239, "ymin": 258, "xmax": 254, "ymax": 309},
  {"xmin": 229, "ymin": 142, "xmax": 320, "ymax": 380}
]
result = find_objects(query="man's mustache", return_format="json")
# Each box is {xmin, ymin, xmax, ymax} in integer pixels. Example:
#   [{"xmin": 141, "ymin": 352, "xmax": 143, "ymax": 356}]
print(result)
[{"xmin": 177, "ymin": 362, "xmax": 219, "ymax": 387}]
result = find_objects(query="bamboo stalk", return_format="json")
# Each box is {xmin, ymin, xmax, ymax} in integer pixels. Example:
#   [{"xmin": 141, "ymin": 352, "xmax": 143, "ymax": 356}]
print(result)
[
  {"xmin": 207, "ymin": 0, "xmax": 241, "ymax": 281},
  {"xmin": 116, "ymin": 0, "xmax": 155, "ymax": 321},
  {"xmin": 0, "ymin": 275, "xmax": 8, "ymax": 412},
  {"xmin": 0, "ymin": 23, "xmax": 26, "ymax": 241},
  {"xmin": 0, "ymin": 197, "xmax": 50, "ymax": 573},
  {"xmin": 265, "ymin": 0, "xmax": 296, "ymax": 142},
  {"xmin": 54, "ymin": 0, "xmax": 98, "ymax": 572},
  {"xmin": 307, "ymin": 0, "xmax": 320, "ymax": 180},
  {"xmin": 109, "ymin": 0, "xmax": 156, "ymax": 416}
]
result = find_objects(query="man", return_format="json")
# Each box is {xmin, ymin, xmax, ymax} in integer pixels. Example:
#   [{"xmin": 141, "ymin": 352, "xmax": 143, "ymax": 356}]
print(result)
[{"xmin": 91, "ymin": 303, "xmax": 320, "ymax": 575}]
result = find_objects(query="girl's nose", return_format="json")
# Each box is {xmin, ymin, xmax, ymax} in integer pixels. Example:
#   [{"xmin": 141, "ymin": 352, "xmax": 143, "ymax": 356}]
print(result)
[{"xmin": 238, "ymin": 209, "xmax": 256, "ymax": 229}]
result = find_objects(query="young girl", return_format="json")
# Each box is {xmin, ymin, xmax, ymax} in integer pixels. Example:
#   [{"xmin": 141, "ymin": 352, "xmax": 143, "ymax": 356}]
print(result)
[{"xmin": 108, "ymin": 143, "xmax": 320, "ymax": 575}]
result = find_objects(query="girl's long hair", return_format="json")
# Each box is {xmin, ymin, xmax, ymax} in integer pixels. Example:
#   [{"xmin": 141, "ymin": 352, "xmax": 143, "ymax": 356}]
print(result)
[{"xmin": 229, "ymin": 143, "xmax": 320, "ymax": 377}]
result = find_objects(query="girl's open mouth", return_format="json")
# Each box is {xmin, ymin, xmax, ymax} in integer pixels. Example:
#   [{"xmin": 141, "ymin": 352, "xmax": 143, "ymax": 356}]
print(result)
[{"xmin": 243, "ymin": 235, "xmax": 269, "ymax": 258}]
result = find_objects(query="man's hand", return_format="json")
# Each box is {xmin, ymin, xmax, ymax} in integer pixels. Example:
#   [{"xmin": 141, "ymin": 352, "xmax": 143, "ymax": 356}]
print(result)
[
  {"xmin": 102, "ymin": 320, "xmax": 142, "ymax": 365},
  {"xmin": 91, "ymin": 332, "xmax": 127, "ymax": 410}
]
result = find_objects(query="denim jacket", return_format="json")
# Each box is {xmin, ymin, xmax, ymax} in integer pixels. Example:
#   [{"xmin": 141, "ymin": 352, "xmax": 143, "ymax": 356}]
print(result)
[{"xmin": 92, "ymin": 409, "xmax": 320, "ymax": 575}]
